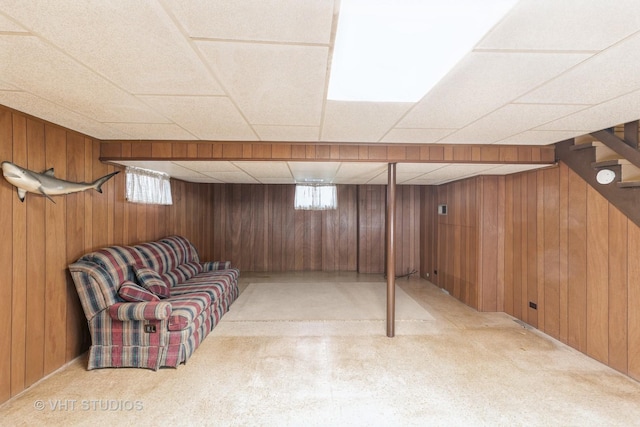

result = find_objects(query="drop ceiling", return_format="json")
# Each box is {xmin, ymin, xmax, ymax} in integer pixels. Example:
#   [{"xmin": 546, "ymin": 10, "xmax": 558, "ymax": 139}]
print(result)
[{"xmin": 1, "ymin": 1, "xmax": 640, "ymax": 184}]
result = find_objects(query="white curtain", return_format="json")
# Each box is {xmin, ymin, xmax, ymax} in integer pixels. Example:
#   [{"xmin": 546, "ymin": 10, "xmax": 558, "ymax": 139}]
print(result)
[
  {"xmin": 294, "ymin": 185, "xmax": 337, "ymax": 210},
  {"xmin": 125, "ymin": 166, "xmax": 173, "ymax": 205}
]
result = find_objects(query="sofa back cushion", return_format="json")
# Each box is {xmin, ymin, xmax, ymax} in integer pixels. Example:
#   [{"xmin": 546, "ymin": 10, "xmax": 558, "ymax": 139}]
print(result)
[
  {"xmin": 135, "ymin": 240, "xmax": 182, "ymax": 275},
  {"xmin": 160, "ymin": 236, "xmax": 200, "ymax": 264},
  {"xmin": 83, "ymin": 245, "xmax": 143, "ymax": 285},
  {"xmin": 69, "ymin": 235, "xmax": 203, "ymax": 320},
  {"xmin": 161, "ymin": 261, "xmax": 203, "ymax": 288}
]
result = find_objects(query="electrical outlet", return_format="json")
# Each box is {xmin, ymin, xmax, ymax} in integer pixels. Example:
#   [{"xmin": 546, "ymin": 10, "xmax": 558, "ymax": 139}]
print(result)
[{"xmin": 529, "ymin": 301, "xmax": 537, "ymax": 310}]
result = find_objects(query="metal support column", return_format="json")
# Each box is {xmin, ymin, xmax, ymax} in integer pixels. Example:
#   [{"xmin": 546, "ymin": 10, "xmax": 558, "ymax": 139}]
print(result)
[{"xmin": 386, "ymin": 163, "xmax": 396, "ymax": 337}]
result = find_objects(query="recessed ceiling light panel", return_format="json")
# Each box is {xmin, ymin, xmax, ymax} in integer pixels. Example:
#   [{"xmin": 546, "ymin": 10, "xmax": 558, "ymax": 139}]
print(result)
[{"xmin": 328, "ymin": 0, "xmax": 519, "ymax": 102}]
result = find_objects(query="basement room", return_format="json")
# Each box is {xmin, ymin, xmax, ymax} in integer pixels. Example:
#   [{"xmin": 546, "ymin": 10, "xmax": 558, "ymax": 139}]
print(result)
[{"xmin": 1, "ymin": 1, "xmax": 640, "ymax": 425}]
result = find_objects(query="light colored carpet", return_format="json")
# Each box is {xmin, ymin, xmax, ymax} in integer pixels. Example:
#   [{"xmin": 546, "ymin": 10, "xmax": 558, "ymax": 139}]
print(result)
[
  {"xmin": 3, "ymin": 274, "xmax": 640, "ymax": 426},
  {"xmin": 216, "ymin": 281, "xmax": 435, "ymax": 337},
  {"xmin": 224, "ymin": 282, "xmax": 434, "ymax": 321}
]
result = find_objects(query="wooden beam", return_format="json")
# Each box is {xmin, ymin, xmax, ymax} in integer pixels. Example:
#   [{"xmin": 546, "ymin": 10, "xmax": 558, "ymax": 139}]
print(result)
[
  {"xmin": 386, "ymin": 163, "xmax": 396, "ymax": 338},
  {"xmin": 100, "ymin": 140, "xmax": 556, "ymax": 165}
]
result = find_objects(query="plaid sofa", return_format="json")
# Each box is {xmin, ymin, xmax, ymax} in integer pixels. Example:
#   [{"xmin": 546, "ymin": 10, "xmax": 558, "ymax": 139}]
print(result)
[{"xmin": 68, "ymin": 236, "xmax": 239, "ymax": 370}]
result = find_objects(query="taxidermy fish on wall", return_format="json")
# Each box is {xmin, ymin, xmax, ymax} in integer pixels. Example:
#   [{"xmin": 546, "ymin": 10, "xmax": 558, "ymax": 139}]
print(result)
[{"xmin": 1, "ymin": 161, "xmax": 119, "ymax": 203}]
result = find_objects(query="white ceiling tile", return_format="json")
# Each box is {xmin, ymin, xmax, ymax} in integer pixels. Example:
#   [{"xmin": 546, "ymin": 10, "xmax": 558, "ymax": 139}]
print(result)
[
  {"xmin": 0, "ymin": 90, "xmax": 131, "ymax": 139},
  {"xmin": 321, "ymin": 101, "xmax": 413, "ymax": 142},
  {"xmin": 497, "ymin": 130, "xmax": 585, "ymax": 145},
  {"xmin": 398, "ymin": 51, "xmax": 593, "ymax": 129},
  {"xmin": 166, "ymin": 0, "xmax": 335, "ymax": 45},
  {"xmin": 0, "ymin": 35, "xmax": 170, "ymax": 123},
  {"xmin": 172, "ymin": 161, "xmax": 240, "ymax": 173},
  {"xmin": 182, "ymin": 176, "xmax": 224, "ymax": 183},
  {"xmin": 483, "ymin": 164, "xmax": 549, "ymax": 175},
  {"xmin": 202, "ymin": 171, "xmax": 258, "ymax": 184},
  {"xmin": 232, "ymin": 161, "xmax": 292, "ymax": 179},
  {"xmin": 412, "ymin": 164, "xmax": 498, "ymax": 184},
  {"xmin": 118, "ymin": 161, "xmax": 208, "ymax": 179},
  {"xmin": 477, "ymin": 0, "xmax": 640, "ymax": 51},
  {"xmin": 518, "ymin": 32, "xmax": 640, "ymax": 105},
  {"xmin": 0, "ymin": 1, "xmax": 634, "ymax": 187},
  {"xmin": 396, "ymin": 172, "xmax": 430, "ymax": 184},
  {"xmin": 441, "ymin": 103, "xmax": 588, "ymax": 143},
  {"xmin": 333, "ymin": 163, "xmax": 388, "ymax": 184},
  {"xmin": 106, "ymin": 123, "xmax": 196, "ymax": 140},
  {"xmin": 288, "ymin": 161, "xmax": 340, "ymax": 183},
  {"xmin": 0, "ymin": 1, "xmax": 224, "ymax": 95},
  {"xmin": 382, "ymin": 128, "xmax": 456, "ymax": 143},
  {"xmin": 398, "ymin": 163, "xmax": 450, "ymax": 174},
  {"xmin": 142, "ymin": 160, "xmax": 554, "ymax": 185},
  {"xmin": 196, "ymin": 41, "xmax": 328, "ymax": 126},
  {"xmin": 537, "ymin": 89, "xmax": 640, "ymax": 132},
  {"xmin": 259, "ymin": 178, "xmax": 296, "ymax": 184},
  {"xmin": 366, "ymin": 172, "xmax": 391, "ymax": 185},
  {"xmin": 253, "ymin": 125, "xmax": 320, "ymax": 142},
  {"xmin": 140, "ymin": 95, "xmax": 257, "ymax": 140}
]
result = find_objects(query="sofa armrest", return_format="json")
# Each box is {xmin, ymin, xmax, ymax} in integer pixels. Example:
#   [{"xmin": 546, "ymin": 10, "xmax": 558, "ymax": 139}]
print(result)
[
  {"xmin": 109, "ymin": 301, "xmax": 172, "ymax": 321},
  {"xmin": 201, "ymin": 261, "xmax": 231, "ymax": 271}
]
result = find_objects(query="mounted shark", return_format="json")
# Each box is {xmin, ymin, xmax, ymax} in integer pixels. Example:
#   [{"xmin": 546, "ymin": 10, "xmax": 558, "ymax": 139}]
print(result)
[{"xmin": 1, "ymin": 161, "xmax": 119, "ymax": 203}]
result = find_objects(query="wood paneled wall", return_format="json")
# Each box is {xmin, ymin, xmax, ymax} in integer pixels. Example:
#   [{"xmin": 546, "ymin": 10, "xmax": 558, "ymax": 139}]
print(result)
[
  {"xmin": 420, "ymin": 177, "xmax": 500, "ymax": 310},
  {"xmin": 422, "ymin": 162, "xmax": 640, "ymax": 381},
  {"xmin": 434, "ymin": 178, "xmax": 479, "ymax": 307},
  {"xmin": 205, "ymin": 184, "xmax": 359, "ymax": 272},
  {"xmin": 0, "ymin": 107, "xmax": 226, "ymax": 404},
  {"xmin": 0, "ymin": 106, "xmax": 424, "ymax": 405},
  {"xmin": 357, "ymin": 185, "xmax": 421, "ymax": 275},
  {"xmin": 202, "ymin": 183, "xmax": 421, "ymax": 274},
  {"xmin": 503, "ymin": 162, "xmax": 640, "ymax": 380}
]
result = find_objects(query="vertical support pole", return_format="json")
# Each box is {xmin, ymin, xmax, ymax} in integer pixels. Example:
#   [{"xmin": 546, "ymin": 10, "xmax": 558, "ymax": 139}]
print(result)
[{"xmin": 386, "ymin": 163, "xmax": 396, "ymax": 337}]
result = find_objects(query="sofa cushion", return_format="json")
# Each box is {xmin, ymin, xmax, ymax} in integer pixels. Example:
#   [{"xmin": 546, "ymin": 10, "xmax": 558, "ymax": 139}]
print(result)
[
  {"xmin": 202, "ymin": 261, "xmax": 231, "ymax": 271},
  {"xmin": 159, "ymin": 236, "xmax": 200, "ymax": 263},
  {"xmin": 177, "ymin": 261, "xmax": 203, "ymax": 278},
  {"xmin": 135, "ymin": 241, "xmax": 181, "ymax": 275},
  {"xmin": 170, "ymin": 269, "xmax": 238, "ymax": 303},
  {"xmin": 167, "ymin": 292, "xmax": 211, "ymax": 331},
  {"xmin": 133, "ymin": 266, "xmax": 170, "ymax": 299},
  {"xmin": 118, "ymin": 280, "xmax": 160, "ymax": 302},
  {"xmin": 161, "ymin": 262, "xmax": 202, "ymax": 288}
]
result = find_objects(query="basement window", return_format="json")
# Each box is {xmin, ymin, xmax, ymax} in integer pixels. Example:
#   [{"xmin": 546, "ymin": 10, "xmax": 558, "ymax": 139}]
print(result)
[
  {"xmin": 125, "ymin": 166, "xmax": 173, "ymax": 205},
  {"xmin": 294, "ymin": 184, "xmax": 337, "ymax": 210}
]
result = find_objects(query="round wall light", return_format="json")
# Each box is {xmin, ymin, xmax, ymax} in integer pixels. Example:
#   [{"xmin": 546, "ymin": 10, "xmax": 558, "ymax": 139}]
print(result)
[{"xmin": 596, "ymin": 168, "xmax": 616, "ymax": 185}]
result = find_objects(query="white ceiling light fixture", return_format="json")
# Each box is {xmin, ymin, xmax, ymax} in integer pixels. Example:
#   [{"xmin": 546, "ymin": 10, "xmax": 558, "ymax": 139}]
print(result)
[
  {"xmin": 596, "ymin": 168, "xmax": 616, "ymax": 185},
  {"xmin": 328, "ymin": 0, "xmax": 519, "ymax": 103}
]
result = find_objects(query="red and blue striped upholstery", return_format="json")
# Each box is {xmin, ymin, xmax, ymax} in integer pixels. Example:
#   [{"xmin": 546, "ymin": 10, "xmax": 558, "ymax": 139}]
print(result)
[
  {"xmin": 68, "ymin": 235, "xmax": 239, "ymax": 370},
  {"xmin": 118, "ymin": 281, "xmax": 160, "ymax": 302}
]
